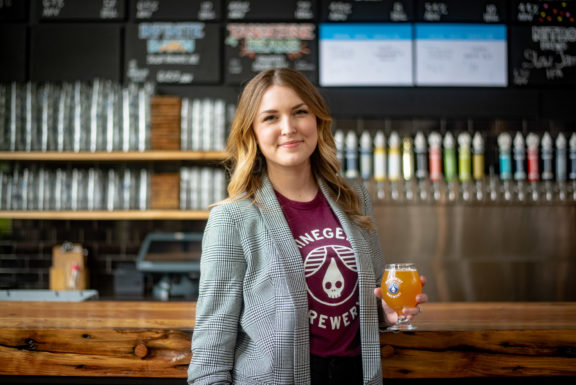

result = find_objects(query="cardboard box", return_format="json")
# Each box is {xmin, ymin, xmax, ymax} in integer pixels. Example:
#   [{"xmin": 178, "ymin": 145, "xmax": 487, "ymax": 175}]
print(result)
[
  {"xmin": 49, "ymin": 266, "xmax": 89, "ymax": 291},
  {"xmin": 150, "ymin": 173, "xmax": 180, "ymax": 209},
  {"xmin": 151, "ymin": 96, "xmax": 181, "ymax": 150},
  {"xmin": 52, "ymin": 243, "xmax": 85, "ymax": 268},
  {"xmin": 50, "ymin": 244, "xmax": 89, "ymax": 290}
]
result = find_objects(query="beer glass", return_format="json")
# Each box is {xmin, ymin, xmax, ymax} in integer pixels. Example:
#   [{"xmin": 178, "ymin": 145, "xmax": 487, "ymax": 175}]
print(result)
[{"xmin": 381, "ymin": 263, "xmax": 422, "ymax": 331}]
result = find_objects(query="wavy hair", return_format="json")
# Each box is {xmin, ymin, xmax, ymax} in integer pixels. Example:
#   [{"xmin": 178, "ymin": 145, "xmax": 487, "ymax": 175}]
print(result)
[{"xmin": 222, "ymin": 68, "xmax": 373, "ymax": 230}]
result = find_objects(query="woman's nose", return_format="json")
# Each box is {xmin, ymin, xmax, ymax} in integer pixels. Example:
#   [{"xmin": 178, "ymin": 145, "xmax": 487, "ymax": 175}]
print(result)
[{"xmin": 280, "ymin": 116, "xmax": 296, "ymax": 135}]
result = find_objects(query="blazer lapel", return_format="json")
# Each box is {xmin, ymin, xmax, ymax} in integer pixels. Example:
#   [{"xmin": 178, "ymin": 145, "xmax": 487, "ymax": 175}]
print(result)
[
  {"xmin": 254, "ymin": 175, "xmax": 311, "ymax": 383},
  {"xmin": 254, "ymin": 175, "xmax": 309, "ymax": 301},
  {"xmin": 320, "ymin": 179, "xmax": 381, "ymax": 383}
]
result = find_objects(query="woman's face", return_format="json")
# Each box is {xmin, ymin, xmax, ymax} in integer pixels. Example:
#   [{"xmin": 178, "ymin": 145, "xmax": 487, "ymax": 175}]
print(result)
[{"xmin": 253, "ymin": 84, "xmax": 318, "ymax": 174}]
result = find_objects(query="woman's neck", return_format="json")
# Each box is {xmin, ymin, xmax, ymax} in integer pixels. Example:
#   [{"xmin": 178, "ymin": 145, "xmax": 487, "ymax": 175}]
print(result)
[{"xmin": 267, "ymin": 164, "xmax": 318, "ymax": 202}]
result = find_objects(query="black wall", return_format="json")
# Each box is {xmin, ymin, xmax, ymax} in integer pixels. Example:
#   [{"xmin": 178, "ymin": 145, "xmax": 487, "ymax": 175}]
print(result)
[{"xmin": 0, "ymin": 0, "xmax": 575, "ymax": 120}]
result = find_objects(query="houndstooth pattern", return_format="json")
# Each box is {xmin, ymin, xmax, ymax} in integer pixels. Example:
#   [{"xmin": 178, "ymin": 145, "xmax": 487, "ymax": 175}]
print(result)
[{"xmin": 188, "ymin": 175, "xmax": 385, "ymax": 385}]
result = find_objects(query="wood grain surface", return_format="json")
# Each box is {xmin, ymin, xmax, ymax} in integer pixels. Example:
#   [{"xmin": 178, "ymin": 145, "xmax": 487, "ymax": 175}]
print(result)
[{"xmin": 1, "ymin": 301, "xmax": 575, "ymax": 378}]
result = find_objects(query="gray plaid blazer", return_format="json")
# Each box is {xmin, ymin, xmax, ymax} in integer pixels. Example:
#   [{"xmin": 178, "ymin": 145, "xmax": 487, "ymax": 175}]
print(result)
[{"xmin": 188, "ymin": 175, "xmax": 386, "ymax": 385}]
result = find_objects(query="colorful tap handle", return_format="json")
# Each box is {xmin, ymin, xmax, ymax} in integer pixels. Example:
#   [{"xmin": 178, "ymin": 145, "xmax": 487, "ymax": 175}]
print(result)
[
  {"xmin": 359, "ymin": 130, "xmax": 372, "ymax": 180},
  {"xmin": 443, "ymin": 132, "xmax": 456, "ymax": 182},
  {"xmin": 414, "ymin": 132, "xmax": 427, "ymax": 180},
  {"xmin": 472, "ymin": 132, "xmax": 484, "ymax": 180},
  {"xmin": 513, "ymin": 132, "xmax": 526, "ymax": 181},
  {"xmin": 402, "ymin": 136, "xmax": 414, "ymax": 181},
  {"xmin": 569, "ymin": 133, "xmax": 576, "ymax": 181},
  {"xmin": 345, "ymin": 131, "xmax": 359, "ymax": 179},
  {"xmin": 388, "ymin": 131, "xmax": 401, "ymax": 182},
  {"xmin": 458, "ymin": 132, "xmax": 472, "ymax": 182},
  {"xmin": 373, "ymin": 130, "xmax": 387, "ymax": 182},
  {"xmin": 428, "ymin": 132, "xmax": 442, "ymax": 182},
  {"xmin": 334, "ymin": 129, "xmax": 345, "ymax": 172},
  {"xmin": 556, "ymin": 133, "xmax": 567, "ymax": 182},
  {"xmin": 541, "ymin": 132, "xmax": 554, "ymax": 181},
  {"xmin": 498, "ymin": 132, "xmax": 512, "ymax": 181},
  {"xmin": 526, "ymin": 133, "xmax": 540, "ymax": 182}
]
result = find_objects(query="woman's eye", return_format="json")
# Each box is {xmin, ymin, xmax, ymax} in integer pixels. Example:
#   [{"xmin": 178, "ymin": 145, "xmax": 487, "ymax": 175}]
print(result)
[
  {"xmin": 295, "ymin": 109, "xmax": 308, "ymax": 115},
  {"xmin": 263, "ymin": 115, "xmax": 276, "ymax": 122}
]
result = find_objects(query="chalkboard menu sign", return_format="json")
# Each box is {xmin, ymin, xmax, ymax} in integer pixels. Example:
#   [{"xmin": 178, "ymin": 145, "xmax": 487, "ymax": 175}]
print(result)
[
  {"xmin": 125, "ymin": 23, "xmax": 221, "ymax": 84},
  {"xmin": 30, "ymin": 25, "xmax": 122, "ymax": 81},
  {"xmin": 133, "ymin": 0, "xmax": 221, "ymax": 21},
  {"xmin": 0, "ymin": 0, "xmax": 28, "ymax": 21},
  {"xmin": 511, "ymin": 0, "xmax": 576, "ymax": 25},
  {"xmin": 510, "ymin": 25, "xmax": 576, "ymax": 86},
  {"xmin": 225, "ymin": 23, "xmax": 317, "ymax": 84},
  {"xmin": 320, "ymin": 0, "xmax": 413, "ymax": 22},
  {"xmin": 0, "ymin": 25, "xmax": 27, "ymax": 81},
  {"xmin": 37, "ymin": 0, "xmax": 126, "ymax": 21},
  {"xmin": 415, "ymin": 0, "xmax": 506, "ymax": 23},
  {"xmin": 226, "ymin": 0, "xmax": 316, "ymax": 20}
]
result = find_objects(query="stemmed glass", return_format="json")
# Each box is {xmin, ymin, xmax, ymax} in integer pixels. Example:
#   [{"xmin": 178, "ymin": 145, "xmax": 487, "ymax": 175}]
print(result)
[{"xmin": 381, "ymin": 263, "xmax": 422, "ymax": 331}]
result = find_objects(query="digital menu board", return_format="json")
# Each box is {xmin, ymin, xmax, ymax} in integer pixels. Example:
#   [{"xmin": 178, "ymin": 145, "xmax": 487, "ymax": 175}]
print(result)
[
  {"xmin": 226, "ymin": 0, "xmax": 316, "ymax": 20},
  {"xmin": 132, "ymin": 0, "xmax": 220, "ymax": 21},
  {"xmin": 511, "ymin": 0, "xmax": 576, "ymax": 25},
  {"xmin": 415, "ymin": 23, "xmax": 507, "ymax": 86},
  {"xmin": 320, "ymin": 0, "xmax": 413, "ymax": 22},
  {"xmin": 125, "ymin": 22, "xmax": 221, "ymax": 84},
  {"xmin": 415, "ymin": 0, "xmax": 506, "ymax": 23},
  {"xmin": 37, "ymin": 0, "xmax": 126, "ymax": 20},
  {"xmin": 319, "ymin": 23, "xmax": 413, "ymax": 86},
  {"xmin": 225, "ymin": 23, "xmax": 317, "ymax": 85}
]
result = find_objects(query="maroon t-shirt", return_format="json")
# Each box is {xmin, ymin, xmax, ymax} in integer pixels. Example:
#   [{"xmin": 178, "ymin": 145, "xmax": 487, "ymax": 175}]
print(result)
[{"xmin": 276, "ymin": 190, "xmax": 361, "ymax": 357}]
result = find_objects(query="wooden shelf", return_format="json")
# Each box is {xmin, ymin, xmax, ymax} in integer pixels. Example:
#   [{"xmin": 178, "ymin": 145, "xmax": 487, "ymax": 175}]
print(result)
[
  {"xmin": 0, "ymin": 210, "xmax": 210, "ymax": 220},
  {"xmin": 0, "ymin": 151, "xmax": 228, "ymax": 162}
]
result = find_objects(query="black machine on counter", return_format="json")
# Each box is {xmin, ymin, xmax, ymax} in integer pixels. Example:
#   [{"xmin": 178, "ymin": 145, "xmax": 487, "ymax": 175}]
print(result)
[{"xmin": 136, "ymin": 232, "xmax": 202, "ymax": 301}]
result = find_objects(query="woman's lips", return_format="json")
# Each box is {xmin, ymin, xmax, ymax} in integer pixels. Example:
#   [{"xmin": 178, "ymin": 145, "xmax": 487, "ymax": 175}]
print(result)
[{"xmin": 279, "ymin": 140, "xmax": 302, "ymax": 148}]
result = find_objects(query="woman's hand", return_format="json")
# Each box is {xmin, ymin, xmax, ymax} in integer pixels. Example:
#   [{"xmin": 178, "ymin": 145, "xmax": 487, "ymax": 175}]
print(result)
[{"xmin": 374, "ymin": 275, "xmax": 428, "ymax": 326}]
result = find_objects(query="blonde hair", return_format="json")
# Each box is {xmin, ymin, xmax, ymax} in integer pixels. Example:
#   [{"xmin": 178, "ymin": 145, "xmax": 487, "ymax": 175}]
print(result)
[{"xmin": 222, "ymin": 68, "xmax": 373, "ymax": 230}]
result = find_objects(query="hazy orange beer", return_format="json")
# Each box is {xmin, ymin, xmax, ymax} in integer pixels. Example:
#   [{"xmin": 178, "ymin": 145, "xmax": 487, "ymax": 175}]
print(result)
[{"xmin": 381, "ymin": 263, "xmax": 422, "ymax": 316}]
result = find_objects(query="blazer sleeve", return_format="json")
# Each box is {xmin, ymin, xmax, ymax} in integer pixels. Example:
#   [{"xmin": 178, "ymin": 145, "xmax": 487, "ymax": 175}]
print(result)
[{"xmin": 188, "ymin": 203, "xmax": 247, "ymax": 385}]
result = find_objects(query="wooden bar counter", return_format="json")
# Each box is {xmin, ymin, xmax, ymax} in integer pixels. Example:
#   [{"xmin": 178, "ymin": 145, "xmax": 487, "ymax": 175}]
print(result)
[{"xmin": 0, "ymin": 301, "xmax": 575, "ymax": 381}]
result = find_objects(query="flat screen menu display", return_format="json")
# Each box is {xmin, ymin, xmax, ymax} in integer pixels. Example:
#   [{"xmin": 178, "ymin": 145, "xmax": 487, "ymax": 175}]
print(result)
[
  {"xmin": 319, "ymin": 23, "xmax": 413, "ymax": 86},
  {"xmin": 415, "ymin": 23, "xmax": 507, "ymax": 86}
]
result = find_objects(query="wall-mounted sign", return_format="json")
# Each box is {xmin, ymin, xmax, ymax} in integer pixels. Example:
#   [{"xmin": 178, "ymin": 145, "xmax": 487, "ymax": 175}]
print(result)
[
  {"xmin": 125, "ymin": 22, "xmax": 221, "ymax": 84},
  {"xmin": 319, "ymin": 23, "xmax": 413, "ymax": 86},
  {"xmin": 511, "ymin": 0, "xmax": 576, "ymax": 25},
  {"xmin": 510, "ymin": 25, "xmax": 576, "ymax": 86},
  {"xmin": 225, "ymin": 23, "xmax": 317, "ymax": 84},
  {"xmin": 133, "ymin": 0, "xmax": 220, "ymax": 21},
  {"xmin": 226, "ymin": 0, "xmax": 316, "ymax": 21},
  {"xmin": 320, "ymin": 0, "xmax": 413, "ymax": 22},
  {"xmin": 415, "ymin": 0, "xmax": 506, "ymax": 23},
  {"xmin": 415, "ymin": 23, "xmax": 508, "ymax": 86},
  {"xmin": 37, "ymin": 0, "xmax": 126, "ymax": 20}
]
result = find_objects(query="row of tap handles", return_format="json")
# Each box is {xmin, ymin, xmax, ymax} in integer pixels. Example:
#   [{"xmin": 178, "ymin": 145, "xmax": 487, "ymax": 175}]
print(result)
[{"xmin": 335, "ymin": 128, "xmax": 576, "ymax": 204}]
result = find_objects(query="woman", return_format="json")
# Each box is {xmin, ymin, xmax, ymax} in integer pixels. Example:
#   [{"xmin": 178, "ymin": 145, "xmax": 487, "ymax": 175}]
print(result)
[{"xmin": 188, "ymin": 68, "xmax": 427, "ymax": 385}]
